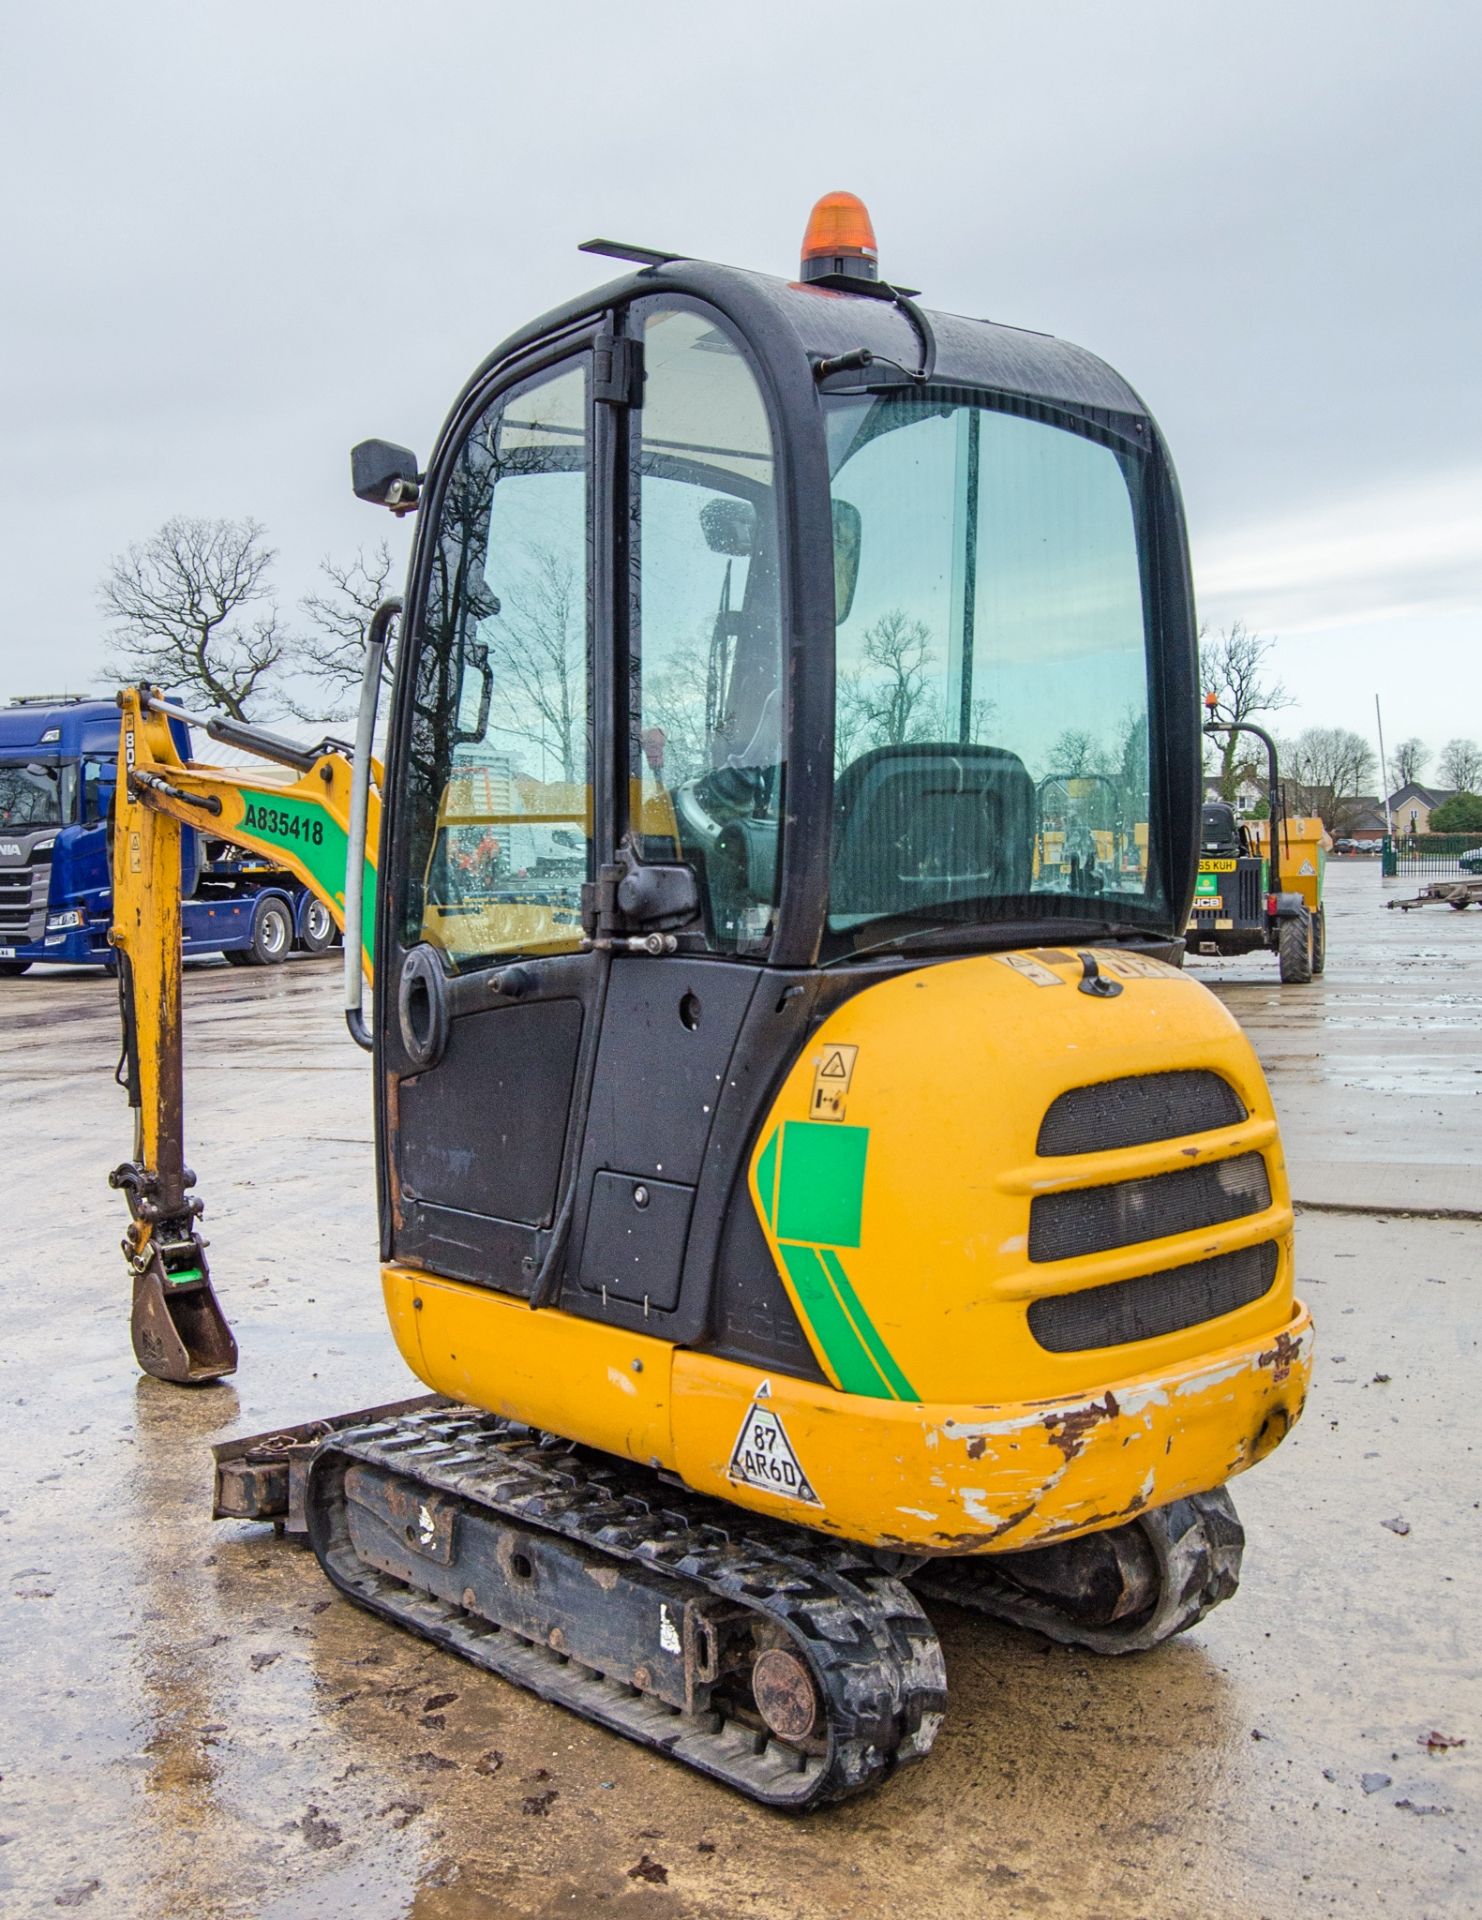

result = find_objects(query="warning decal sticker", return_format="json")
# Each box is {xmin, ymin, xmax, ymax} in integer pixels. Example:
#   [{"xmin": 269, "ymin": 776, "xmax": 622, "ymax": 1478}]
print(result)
[
  {"xmin": 728, "ymin": 1398, "xmax": 821, "ymax": 1505},
  {"xmin": 810, "ymin": 1042, "xmax": 858, "ymax": 1122},
  {"xmin": 996, "ymin": 952, "xmax": 1064, "ymax": 987}
]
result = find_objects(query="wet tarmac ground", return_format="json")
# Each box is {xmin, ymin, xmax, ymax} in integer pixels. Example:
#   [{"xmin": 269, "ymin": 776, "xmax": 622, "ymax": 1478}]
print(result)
[{"xmin": 0, "ymin": 860, "xmax": 1477, "ymax": 1919}]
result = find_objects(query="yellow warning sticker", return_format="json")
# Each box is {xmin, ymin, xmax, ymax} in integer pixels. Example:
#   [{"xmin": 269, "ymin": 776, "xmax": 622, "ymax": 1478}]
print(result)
[
  {"xmin": 810, "ymin": 1042, "xmax": 859, "ymax": 1122},
  {"xmin": 1098, "ymin": 951, "xmax": 1177, "ymax": 981},
  {"xmin": 997, "ymin": 952, "xmax": 1065, "ymax": 987}
]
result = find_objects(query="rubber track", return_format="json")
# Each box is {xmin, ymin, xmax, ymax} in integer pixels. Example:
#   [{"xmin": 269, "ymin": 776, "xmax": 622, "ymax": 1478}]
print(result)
[
  {"xmin": 305, "ymin": 1405, "xmax": 946, "ymax": 1809},
  {"xmin": 912, "ymin": 1488, "xmax": 1244, "ymax": 1655}
]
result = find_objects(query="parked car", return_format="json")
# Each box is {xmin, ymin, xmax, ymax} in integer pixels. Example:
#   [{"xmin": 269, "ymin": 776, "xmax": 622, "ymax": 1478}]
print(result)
[{"xmin": 1460, "ymin": 847, "xmax": 1482, "ymax": 874}]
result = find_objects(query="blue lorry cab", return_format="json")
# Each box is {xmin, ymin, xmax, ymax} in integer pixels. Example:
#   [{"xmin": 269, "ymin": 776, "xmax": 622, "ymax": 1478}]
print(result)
[{"xmin": 0, "ymin": 695, "xmax": 321, "ymax": 973}]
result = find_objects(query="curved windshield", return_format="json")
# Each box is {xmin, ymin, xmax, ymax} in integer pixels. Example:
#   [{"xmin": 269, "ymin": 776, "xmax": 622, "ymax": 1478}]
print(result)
[
  {"xmin": 825, "ymin": 391, "xmax": 1164, "ymax": 952},
  {"xmin": 0, "ymin": 762, "xmax": 66, "ymax": 830}
]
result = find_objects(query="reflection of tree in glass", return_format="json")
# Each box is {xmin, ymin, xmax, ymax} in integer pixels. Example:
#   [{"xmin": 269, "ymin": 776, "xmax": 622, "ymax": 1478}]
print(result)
[
  {"xmin": 643, "ymin": 640, "xmax": 713, "ymax": 785},
  {"xmin": 404, "ymin": 437, "xmax": 497, "ymax": 908},
  {"xmin": 835, "ymin": 609, "xmax": 1002, "ymax": 772},
  {"xmin": 488, "ymin": 543, "xmax": 584, "ymax": 782},
  {"xmin": 854, "ymin": 611, "xmax": 937, "ymax": 747},
  {"xmin": 402, "ymin": 407, "xmax": 579, "ymax": 932},
  {"xmin": 1041, "ymin": 713, "xmax": 1146, "ymax": 807},
  {"xmin": 835, "ymin": 609, "xmax": 1001, "ymax": 771},
  {"xmin": 1045, "ymin": 729, "xmax": 1097, "ymax": 778},
  {"xmin": 1112, "ymin": 708, "xmax": 1149, "ymax": 820}
]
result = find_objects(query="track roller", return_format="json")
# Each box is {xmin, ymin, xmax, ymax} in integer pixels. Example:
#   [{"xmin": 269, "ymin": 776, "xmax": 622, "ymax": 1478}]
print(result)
[{"xmin": 302, "ymin": 1404, "xmax": 946, "ymax": 1809}]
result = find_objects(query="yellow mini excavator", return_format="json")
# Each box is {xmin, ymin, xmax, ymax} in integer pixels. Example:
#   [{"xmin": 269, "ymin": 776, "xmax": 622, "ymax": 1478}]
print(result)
[{"xmin": 114, "ymin": 196, "xmax": 1313, "ymax": 1808}]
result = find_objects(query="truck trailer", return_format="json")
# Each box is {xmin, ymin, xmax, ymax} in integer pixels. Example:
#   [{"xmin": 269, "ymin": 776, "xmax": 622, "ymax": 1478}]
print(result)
[{"xmin": 0, "ymin": 694, "xmax": 338, "ymax": 974}]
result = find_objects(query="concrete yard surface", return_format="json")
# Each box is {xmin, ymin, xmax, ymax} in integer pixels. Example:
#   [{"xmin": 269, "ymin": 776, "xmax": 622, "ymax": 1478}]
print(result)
[{"xmin": 0, "ymin": 860, "xmax": 1477, "ymax": 1918}]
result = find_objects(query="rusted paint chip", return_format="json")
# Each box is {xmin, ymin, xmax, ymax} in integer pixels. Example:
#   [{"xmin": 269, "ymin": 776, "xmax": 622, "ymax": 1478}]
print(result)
[
  {"xmin": 1043, "ymin": 1390, "xmax": 1121, "ymax": 1462},
  {"xmin": 1258, "ymin": 1329, "xmax": 1301, "ymax": 1386}
]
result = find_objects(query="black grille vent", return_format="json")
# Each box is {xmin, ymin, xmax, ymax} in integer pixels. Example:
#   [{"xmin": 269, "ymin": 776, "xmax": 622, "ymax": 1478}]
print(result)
[
  {"xmin": 1028, "ymin": 1242, "xmax": 1279, "ymax": 1353},
  {"xmin": 1037, "ymin": 1071, "xmax": 1245, "ymax": 1156},
  {"xmin": 1237, "ymin": 863, "xmax": 1263, "ymax": 922},
  {"xmin": 1029, "ymin": 1153, "xmax": 1271, "ymax": 1263}
]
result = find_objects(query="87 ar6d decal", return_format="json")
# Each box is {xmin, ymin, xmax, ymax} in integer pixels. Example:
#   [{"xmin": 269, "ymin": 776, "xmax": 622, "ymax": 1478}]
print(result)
[{"xmin": 729, "ymin": 1390, "xmax": 820, "ymax": 1506}]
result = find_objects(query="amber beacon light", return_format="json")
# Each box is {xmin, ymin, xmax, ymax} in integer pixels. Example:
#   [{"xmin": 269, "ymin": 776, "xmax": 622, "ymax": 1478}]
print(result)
[{"xmin": 799, "ymin": 191, "xmax": 880, "ymax": 285}]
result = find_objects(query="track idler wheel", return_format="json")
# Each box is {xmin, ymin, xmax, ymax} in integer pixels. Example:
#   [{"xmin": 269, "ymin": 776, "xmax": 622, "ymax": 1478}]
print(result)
[
  {"xmin": 751, "ymin": 1645, "xmax": 821, "ymax": 1745},
  {"xmin": 913, "ymin": 1487, "xmax": 1244, "ymax": 1654}
]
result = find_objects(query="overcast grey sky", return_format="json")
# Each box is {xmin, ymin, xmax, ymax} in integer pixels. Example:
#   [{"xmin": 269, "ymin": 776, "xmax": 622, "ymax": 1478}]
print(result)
[{"xmin": 3, "ymin": 0, "xmax": 1478, "ymax": 771}]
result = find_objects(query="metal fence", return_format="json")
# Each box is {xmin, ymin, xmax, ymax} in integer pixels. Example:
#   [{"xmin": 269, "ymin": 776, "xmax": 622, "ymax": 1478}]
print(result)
[{"xmin": 1382, "ymin": 833, "xmax": 1482, "ymax": 877}]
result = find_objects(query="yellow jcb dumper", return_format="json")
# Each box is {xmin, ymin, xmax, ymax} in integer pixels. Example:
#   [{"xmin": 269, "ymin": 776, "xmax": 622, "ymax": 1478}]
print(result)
[
  {"xmin": 1191, "ymin": 706, "xmax": 1329, "ymax": 981},
  {"xmin": 115, "ymin": 195, "xmax": 1312, "ymax": 1807}
]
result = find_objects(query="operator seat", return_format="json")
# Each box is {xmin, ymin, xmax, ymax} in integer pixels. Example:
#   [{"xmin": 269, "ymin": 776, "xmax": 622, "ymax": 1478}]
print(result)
[
  {"xmin": 832, "ymin": 743, "xmax": 1035, "ymax": 919},
  {"xmin": 1200, "ymin": 802, "xmax": 1240, "ymax": 858}
]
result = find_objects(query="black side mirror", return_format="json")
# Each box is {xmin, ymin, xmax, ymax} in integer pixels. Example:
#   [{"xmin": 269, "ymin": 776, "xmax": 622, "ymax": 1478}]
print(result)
[
  {"xmin": 352, "ymin": 439, "xmax": 421, "ymax": 512},
  {"xmin": 700, "ymin": 497, "xmax": 755, "ymax": 556}
]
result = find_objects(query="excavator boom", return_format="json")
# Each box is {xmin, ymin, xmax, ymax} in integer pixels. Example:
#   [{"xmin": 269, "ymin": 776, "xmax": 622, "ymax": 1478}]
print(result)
[{"xmin": 109, "ymin": 683, "xmax": 380, "ymax": 1381}]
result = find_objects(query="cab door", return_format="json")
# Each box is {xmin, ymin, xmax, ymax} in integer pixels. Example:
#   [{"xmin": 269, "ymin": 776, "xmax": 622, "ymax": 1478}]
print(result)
[
  {"xmin": 555, "ymin": 298, "xmax": 795, "ymax": 1343},
  {"xmin": 379, "ymin": 343, "xmax": 609, "ymax": 1296}
]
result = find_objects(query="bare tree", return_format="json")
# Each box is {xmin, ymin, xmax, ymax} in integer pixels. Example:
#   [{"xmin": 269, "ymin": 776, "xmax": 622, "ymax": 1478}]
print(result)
[
  {"xmin": 854, "ymin": 611, "xmax": 938, "ymax": 747},
  {"xmin": 1392, "ymin": 737, "xmax": 1428, "ymax": 787},
  {"xmin": 1045, "ymin": 729, "xmax": 1097, "ymax": 778},
  {"xmin": 834, "ymin": 665, "xmax": 873, "ymax": 771},
  {"xmin": 98, "ymin": 515, "xmax": 288, "ymax": 719},
  {"xmin": 1285, "ymin": 726, "xmax": 1376, "ymax": 834},
  {"xmin": 1111, "ymin": 709, "xmax": 1150, "ymax": 823},
  {"xmin": 1438, "ymin": 737, "xmax": 1482, "ymax": 792},
  {"xmin": 290, "ymin": 541, "xmax": 398, "ymax": 719},
  {"xmin": 1199, "ymin": 623, "xmax": 1293, "ymax": 802},
  {"xmin": 642, "ymin": 641, "xmax": 711, "ymax": 785},
  {"xmin": 488, "ymin": 544, "xmax": 585, "ymax": 782}
]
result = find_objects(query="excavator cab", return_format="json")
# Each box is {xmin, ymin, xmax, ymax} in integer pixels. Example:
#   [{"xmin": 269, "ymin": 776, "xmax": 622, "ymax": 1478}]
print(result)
[
  {"xmin": 123, "ymin": 197, "xmax": 1314, "ymax": 1806},
  {"xmin": 374, "ymin": 217, "xmax": 1211, "ymax": 1341}
]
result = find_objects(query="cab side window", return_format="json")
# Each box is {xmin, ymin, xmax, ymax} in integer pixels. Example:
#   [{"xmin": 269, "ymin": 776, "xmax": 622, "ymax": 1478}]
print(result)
[
  {"xmin": 401, "ymin": 361, "xmax": 592, "ymax": 967},
  {"xmin": 633, "ymin": 307, "xmax": 785, "ymax": 956}
]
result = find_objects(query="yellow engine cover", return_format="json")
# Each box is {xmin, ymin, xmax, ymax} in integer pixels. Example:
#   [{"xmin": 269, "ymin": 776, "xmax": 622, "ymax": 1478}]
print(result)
[
  {"xmin": 748, "ymin": 947, "xmax": 1296, "ymax": 1405},
  {"xmin": 383, "ymin": 945, "xmax": 1312, "ymax": 1554}
]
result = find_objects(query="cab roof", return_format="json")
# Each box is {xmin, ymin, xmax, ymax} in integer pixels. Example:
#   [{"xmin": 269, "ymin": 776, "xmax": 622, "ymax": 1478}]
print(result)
[
  {"xmin": 0, "ymin": 698, "xmax": 121, "ymax": 758},
  {"xmin": 472, "ymin": 258, "xmax": 1152, "ymax": 425}
]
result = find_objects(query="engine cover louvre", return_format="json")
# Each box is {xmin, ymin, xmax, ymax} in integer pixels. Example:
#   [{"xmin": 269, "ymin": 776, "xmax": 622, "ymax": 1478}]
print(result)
[
  {"xmin": 1037, "ymin": 1071, "xmax": 1246, "ymax": 1156},
  {"xmin": 1027, "ymin": 1243, "xmax": 1280, "ymax": 1353},
  {"xmin": 1028, "ymin": 1152, "xmax": 1271, "ymax": 1263}
]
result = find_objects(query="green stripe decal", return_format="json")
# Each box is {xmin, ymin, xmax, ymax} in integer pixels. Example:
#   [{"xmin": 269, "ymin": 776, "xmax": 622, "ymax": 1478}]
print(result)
[
  {"xmin": 755, "ymin": 1128, "xmax": 779, "ymax": 1230},
  {"xmin": 819, "ymin": 1249, "xmax": 917, "ymax": 1400},
  {"xmin": 760, "ymin": 1119, "xmax": 918, "ymax": 1400},
  {"xmin": 778, "ymin": 1244, "xmax": 890, "ymax": 1396}
]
